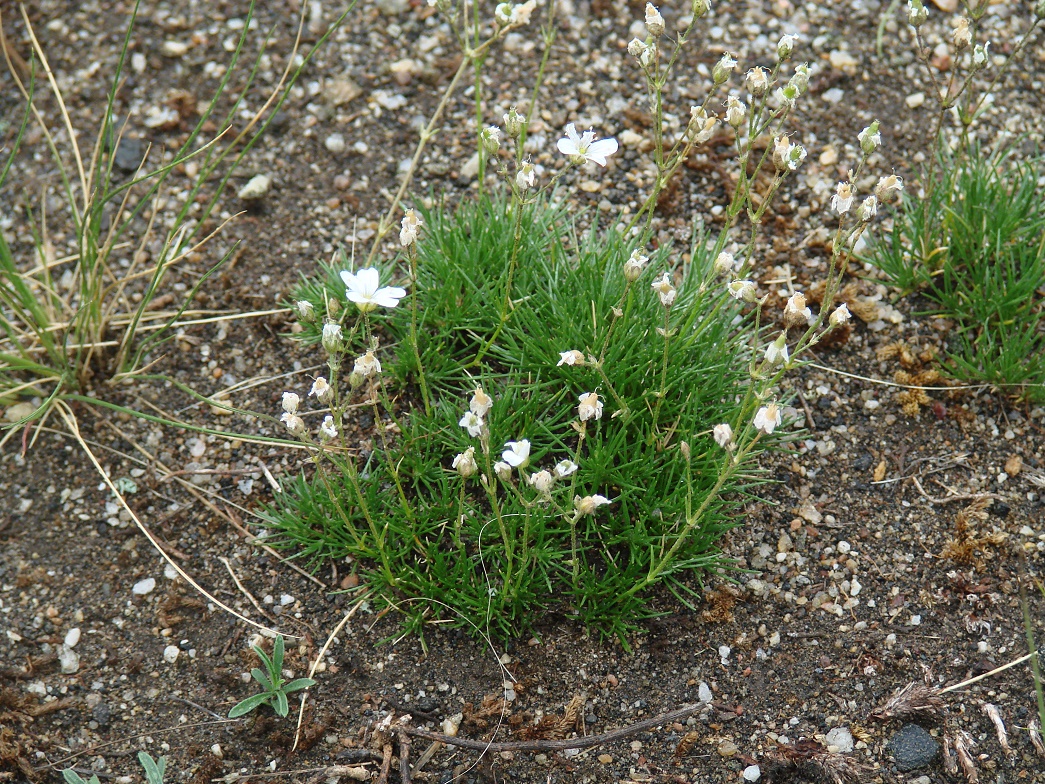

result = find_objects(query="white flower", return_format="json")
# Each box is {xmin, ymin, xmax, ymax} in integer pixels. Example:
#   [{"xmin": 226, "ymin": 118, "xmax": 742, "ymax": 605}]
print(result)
[
  {"xmin": 280, "ymin": 412, "xmax": 305, "ymax": 436},
  {"xmin": 832, "ymin": 182, "xmax": 854, "ymax": 215},
  {"xmin": 713, "ymin": 423, "xmax": 734, "ymax": 449},
  {"xmin": 321, "ymin": 322, "xmax": 343, "ymax": 353},
  {"xmin": 972, "ymin": 41, "xmax": 990, "ymax": 68},
  {"xmin": 764, "ymin": 334, "xmax": 789, "ymax": 365},
  {"xmin": 459, "ymin": 411, "xmax": 484, "ymax": 437},
  {"xmin": 319, "ymin": 415, "xmax": 338, "ymax": 440},
  {"xmin": 624, "ymin": 248, "xmax": 649, "ymax": 281},
  {"xmin": 777, "ymin": 33, "xmax": 799, "ymax": 60},
  {"xmin": 728, "ymin": 279, "xmax": 757, "ymax": 302},
  {"xmin": 574, "ymin": 494, "xmax": 611, "ymax": 516},
  {"xmin": 628, "ymin": 38, "xmax": 648, "ymax": 59},
  {"xmin": 503, "ymin": 107, "xmax": 526, "ymax": 138},
  {"xmin": 502, "ymin": 439, "xmax": 531, "ymax": 468},
  {"xmin": 859, "ymin": 194, "xmax": 879, "ymax": 222},
  {"xmin": 753, "ymin": 403, "xmax": 782, "ymax": 435},
  {"xmin": 480, "ymin": 125, "xmax": 501, "ymax": 153},
  {"xmin": 689, "ymin": 107, "xmax": 718, "ymax": 144},
  {"xmin": 953, "ymin": 17, "xmax": 971, "ymax": 50},
  {"xmin": 788, "ymin": 63, "xmax": 810, "ymax": 96},
  {"xmin": 712, "ymin": 52, "xmax": 737, "ymax": 85},
  {"xmin": 783, "ymin": 292, "xmax": 812, "ymax": 326},
  {"xmin": 557, "ymin": 350, "xmax": 586, "ymax": 367},
  {"xmin": 857, "ymin": 121, "xmax": 880, "ymax": 155},
  {"xmin": 470, "ymin": 387, "xmax": 493, "ymax": 417},
  {"xmin": 554, "ymin": 459, "xmax": 579, "ymax": 478},
  {"xmin": 556, "ymin": 123, "xmax": 619, "ymax": 166},
  {"xmin": 309, "ymin": 377, "xmax": 333, "ymax": 405},
  {"xmin": 340, "ymin": 267, "xmax": 407, "ymax": 312},
  {"xmin": 400, "ymin": 210, "xmax": 422, "ymax": 247},
  {"xmin": 452, "ymin": 447, "xmax": 478, "ymax": 478},
  {"xmin": 296, "ymin": 300, "xmax": 315, "ymax": 321},
  {"xmin": 744, "ymin": 66, "xmax": 770, "ymax": 97},
  {"xmin": 772, "ymin": 135, "xmax": 806, "ymax": 171},
  {"xmin": 725, "ymin": 94, "xmax": 747, "ymax": 129},
  {"xmin": 353, "ymin": 351, "xmax": 382, "ymax": 379},
  {"xmin": 516, "ymin": 160, "xmax": 536, "ymax": 190},
  {"xmin": 528, "ymin": 469, "xmax": 555, "ymax": 494},
  {"xmin": 874, "ymin": 174, "xmax": 904, "ymax": 202},
  {"xmin": 829, "ymin": 303, "xmax": 852, "ymax": 326},
  {"xmin": 645, "ymin": 3, "xmax": 665, "ymax": 37},
  {"xmin": 281, "ymin": 392, "xmax": 300, "ymax": 414},
  {"xmin": 652, "ymin": 273, "xmax": 677, "ymax": 308},
  {"xmin": 578, "ymin": 392, "xmax": 604, "ymax": 422},
  {"xmin": 714, "ymin": 252, "xmax": 735, "ymax": 276},
  {"xmin": 494, "ymin": 461, "xmax": 513, "ymax": 480},
  {"xmin": 508, "ymin": 0, "xmax": 537, "ymax": 26}
]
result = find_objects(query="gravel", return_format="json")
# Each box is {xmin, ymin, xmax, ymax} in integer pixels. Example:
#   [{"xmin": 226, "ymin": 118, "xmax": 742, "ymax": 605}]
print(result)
[{"xmin": 887, "ymin": 724, "xmax": 940, "ymax": 771}]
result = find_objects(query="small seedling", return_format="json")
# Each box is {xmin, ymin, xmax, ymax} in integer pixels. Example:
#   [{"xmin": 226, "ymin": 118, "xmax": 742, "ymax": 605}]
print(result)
[
  {"xmin": 229, "ymin": 635, "xmax": 315, "ymax": 718},
  {"xmin": 64, "ymin": 752, "xmax": 165, "ymax": 784}
]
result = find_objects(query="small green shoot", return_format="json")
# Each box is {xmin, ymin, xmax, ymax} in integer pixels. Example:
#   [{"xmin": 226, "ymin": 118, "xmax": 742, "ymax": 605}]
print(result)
[
  {"xmin": 228, "ymin": 635, "xmax": 315, "ymax": 719},
  {"xmin": 63, "ymin": 752, "xmax": 165, "ymax": 784}
]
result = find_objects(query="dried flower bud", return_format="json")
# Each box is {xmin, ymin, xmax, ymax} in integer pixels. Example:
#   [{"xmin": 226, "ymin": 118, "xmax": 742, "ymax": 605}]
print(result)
[
  {"xmin": 470, "ymin": 386, "xmax": 493, "ymax": 417},
  {"xmin": 712, "ymin": 53, "xmax": 737, "ymax": 85},
  {"xmin": 309, "ymin": 376, "xmax": 334, "ymax": 405},
  {"xmin": 688, "ymin": 107, "xmax": 718, "ymax": 144},
  {"xmin": 453, "ymin": 447, "xmax": 478, "ymax": 478},
  {"xmin": 353, "ymin": 350, "xmax": 382, "ymax": 379},
  {"xmin": 574, "ymin": 494, "xmax": 611, "ymax": 516},
  {"xmin": 744, "ymin": 66, "xmax": 770, "ymax": 97},
  {"xmin": 829, "ymin": 303, "xmax": 852, "ymax": 326},
  {"xmin": 680, "ymin": 441, "xmax": 691, "ymax": 460},
  {"xmin": 282, "ymin": 391, "xmax": 300, "ymax": 414},
  {"xmin": 296, "ymin": 300, "xmax": 315, "ymax": 322},
  {"xmin": 645, "ymin": 3, "xmax": 665, "ymax": 37},
  {"xmin": 714, "ymin": 251, "xmax": 735, "ymax": 276},
  {"xmin": 321, "ymin": 322, "xmax": 343, "ymax": 354},
  {"xmin": 772, "ymin": 136, "xmax": 806, "ymax": 171},
  {"xmin": 280, "ymin": 412, "xmax": 306, "ymax": 436},
  {"xmin": 907, "ymin": 0, "xmax": 928, "ymax": 27},
  {"xmin": 578, "ymin": 391, "xmax": 604, "ymax": 422},
  {"xmin": 480, "ymin": 125, "xmax": 501, "ymax": 154},
  {"xmin": 874, "ymin": 174, "xmax": 904, "ymax": 202},
  {"xmin": 858, "ymin": 120, "xmax": 881, "ymax": 155},
  {"xmin": 952, "ymin": 17, "xmax": 972, "ymax": 50},
  {"xmin": 725, "ymin": 95, "xmax": 747, "ymax": 129},
  {"xmin": 859, "ymin": 194, "xmax": 879, "ymax": 222},
  {"xmin": 777, "ymin": 33, "xmax": 799, "ymax": 61},
  {"xmin": 628, "ymin": 37, "xmax": 647, "ymax": 58},
  {"xmin": 503, "ymin": 106, "xmax": 526, "ymax": 138},
  {"xmin": 783, "ymin": 291, "xmax": 812, "ymax": 327},
  {"xmin": 624, "ymin": 248, "xmax": 649, "ymax": 281},
  {"xmin": 528, "ymin": 469, "xmax": 555, "ymax": 494}
]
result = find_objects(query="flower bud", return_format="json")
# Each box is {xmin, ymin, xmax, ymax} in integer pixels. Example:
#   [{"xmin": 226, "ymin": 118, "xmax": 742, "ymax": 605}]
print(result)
[
  {"xmin": 353, "ymin": 350, "xmax": 382, "ymax": 379},
  {"xmin": 528, "ymin": 469, "xmax": 555, "ymax": 495},
  {"xmin": 744, "ymin": 66, "xmax": 770, "ymax": 97},
  {"xmin": 874, "ymin": 174, "xmax": 904, "ymax": 202},
  {"xmin": 713, "ymin": 423, "xmax": 733, "ymax": 449},
  {"xmin": 628, "ymin": 38, "xmax": 647, "ymax": 58},
  {"xmin": 712, "ymin": 53, "xmax": 737, "ymax": 85},
  {"xmin": 400, "ymin": 209, "xmax": 422, "ymax": 247},
  {"xmin": 764, "ymin": 333, "xmax": 789, "ymax": 365},
  {"xmin": 728, "ymin": 279, "xmax": 757, "ymax": 302},
  {"xmin": 453, "ymin": 447, "xmax": 478, "ymax": 478},
  {"xmin": 907, "ymin": 0, "xmax": 928, "ymax": 27},
  {"xmin": 280, "ymin": 412, "xmax": 306, "ymax": 436},
  {"xmin": 691, "ymin": 0, "xmax": 711, "ymax": 18},
  {"xmin": 296, "ymin": 300, "xmax": 315, "ymax": 322},
  {"xmin": 282, "ymin": 391, "xmax": 300, "ymax": 414},
  {"xmin": 624, "ymin": 248, "xmax": 649, "ymax": 281},
  {"xmin": 788, "ymin": 63, "xmax": 810, "ymax": 96},
  {"xmin": 321, "ymin": 322, "xmax": 342, "ymax": 354},
  {"xmin": 725, "ymin": 95, "xmax": 748, "ymax": 129},
  {"xmin": 857, "ymin": 121, "xmax": 881, "ymax": 155},
  {"xmin": 972, "ymin": 41, "xmax": 990, "ymax": 69},
  {"xmin": 516, "ymin": 160, "xmax": 536, "ymax": 190},
  {"xmin": 494, "ymin": 461, "xmax": 512, "ymax": 481},
  {"xmin": 1037, "ymin": 0, "xmax": 1045, "ymax": 18},
  {"xmin": 714, "ymin": 251, "xmax": 735, "ymax": 276},
  {"xmin": 319, "ymin": 415, "xmax": 338, "ymax": 441},
  {"xmin": 772, "ymin": 136, "xmax": 806, "ymax": 171},
  {"xmin": 777, "ymin": 33, "xmax": 798, "ymax": 61},
  {"xmin": 952, "ymin": 17, "xmax": 971, "ymax": 50},
  {"xmin": 503, "ymin": 107, "xmax": 526, "ymax": 138},
  {"xmin": 494, "ymin": 2, "xmax": 513, "ymax": 26},
  {"xmin": 645, "ymin": 3, "xmax": 665, "ymax": 37},
  {"xmin": 829, "ymin": 303, "xmax": 852, "ymax": 326},
  {"xmin": 480, "ymin": 125, "xmax": 501, "ymax": 154},
  {"xmin": 859, "ymin": 194, "xmax": 879, "ymax": 222}
]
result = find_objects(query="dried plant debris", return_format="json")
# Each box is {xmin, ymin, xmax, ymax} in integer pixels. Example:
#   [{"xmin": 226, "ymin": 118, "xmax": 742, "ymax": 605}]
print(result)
[
  {"xmin": 953, "ymin": 729, "xmax": 978, "ymax": 783},
  {"xmin": 942, "ymin": 732, "xmax": 959, "ymax": 776},
  {"xmin": 516, "ymin": 694, "xmax": 584, "ymax": 741},
  {"xmin": 875, "ymin": 341, "xmax": 954, "ymax": 416},
  {"xmin": 941, "ymin": 497, "xmax": 1006, "ymax": 565},
  {"xmin": 1030, "ymin": 714, "xmax": 1045, "ymax": 758},
  {"xmin": 673, "ymin": 730, "xmax": 701, "ymax": 758},
  {"xmin": 980, "ymin": 703, "xmax": 1014, "ymax": 758},
  {"xmin": 461, "ymin": 694, "xmax": 508, "ymax": 730},
  {"xmin": 763, "ymin": 738, "xmax": 868, "ymax": 784},
  {"xmin": 871, "ymin": 682, "xmax": 945, "ymax": 721}
]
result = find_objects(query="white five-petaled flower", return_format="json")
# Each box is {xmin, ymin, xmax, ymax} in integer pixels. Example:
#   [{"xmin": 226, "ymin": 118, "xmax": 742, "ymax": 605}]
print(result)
[
  {"xmin": 459, "ymin": 411, "xmax": 484, "ymax": 437},
  {"xmin": 319, "ymin": 415, "xmax": 338, "ymax": 441},
  {"xmin": 281, "ymin": 392, "xmax": 300, "ymax": 414},
  {"xmin": 783, "ymin": 292, "xmax": 812, "ymax": 326},
  {"xmin": 578, "ymin": 392, "xmax": 604, "ymax": 422},
  {"xmin": 502, "ymin": 440, "xmax": 531, "ymax": 468},
  {"xmin": 832, "ymin": 181, "xmax": 854, "ymax": 215},
  {"xmin": 624, "ymin": 248, "xmax": 649, "ymax": 282},
  {"xmin": 529, "ymin": 470, "xmax": 555, "ymax": 494},
  {"xmin": 309, "ymin": 377, "xmax": 333, "ymax": 405},
  {"xmin": 341, "ymin": 267, "xmax": 407, "ymax": 312},
  {"xmin": 725, "ymin": 94, "xmax": 748, "ymax": 129},
  {"xmin": 728, "ymin": 279, "xmax": 757, "ymax": 302},
  {"xmin": 652, "ymin": 273, "xmax": 677, "ymax": 308},
  {"xmin": 713, "ymin": 423, "xmax": 734, "ymax": 449},
  {"xmin": 470, "ymin": 387, "xmax": 493, "ymax": 417},
  {"xmin": 281, "ymin": 412, "xmax": 305, "ymax": 436},
  {"xmin": 400, "ymin": 210, "xmax": 423, "ymax": 246},
  {"xmin": 554, "ymin": 459, "xmax": 579, "ymax": 478},
  {"xmin": 494, "ymin": 461, "xmax": 512, "ymax": 480},
  {"xmin": 764, "ymin": 334, "xmax": 790, "ymax": 365},
  {"xmin": 830, "ymin": 303, "xmax": 852, "ymax": 326},
  {"xmin": 558, "ymin": 350, "xmax": 586, "ymax": 367},
  {"xmin": 353, "ymin": 351, "xmax": 382, "ymax": 379},
  {"xmin": 453, "ymin": 447, "xmax": 478, "ymax": 478},
  {"xmin": 753, "ymin": 403, "xmax": 782, "ymax": 435},
  {"xmin": 574, "ymin": 494, "xmax": 611, "ymax": 516},
  {"xmin": 556, "ymin": 123, "xmax": 619, "ymax": 167},
  {"xmin": 859, "ymin": 194, "xmax": 879, "ymax": 222}
]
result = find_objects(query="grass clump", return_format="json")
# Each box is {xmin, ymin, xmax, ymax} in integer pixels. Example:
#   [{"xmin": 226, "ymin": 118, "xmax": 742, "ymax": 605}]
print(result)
[{"xmin": 868, "ymin": 145, "xmax": 1045, "ymax": 401}]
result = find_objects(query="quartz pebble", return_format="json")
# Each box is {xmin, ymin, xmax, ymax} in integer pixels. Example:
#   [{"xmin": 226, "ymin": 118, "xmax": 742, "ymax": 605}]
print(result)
[
  {"xmin": 59, "ymin": 645, "xmax": 80, "ymax": 674},
  {"xmin": 743, "ymin": 765, "xmax": 761, "ymax": 782},
  {"xmin": 698, "ymin": 681, "xmax": 713, "ymax": 703},
  {"xmin": 237, "ymin": 174, "xmax": 272, "ymax": 200},
  {"xmin": 64, "ymin": 628, "xmax": 81, "ymax": 648},
  {"xmin": 132, "ymin": 577, "xmax": 156, "ymax": 596},
  {"xmin": 163, "ymin": 645, "xmax": 180, "ymax": 664},
  {"xmin": 825, "ymin": 726, "xmax": 854, "ymax": 753}
]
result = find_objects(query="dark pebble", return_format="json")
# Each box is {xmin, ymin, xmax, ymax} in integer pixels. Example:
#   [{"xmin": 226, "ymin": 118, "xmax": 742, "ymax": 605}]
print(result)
[
  {"xmin": 92, "ymin": 701, "xmax": 112, "ymax": 727},
  {"xmin": 887, "ymin": 724, "xmax": 939, "ymax": 771},
  {"xmin": 853, "ymin": 454, "xmax": 873, "ymax": 471},
  {"xmin": 989, "ymin": 501, "xmax": 1009, "ymax": 519},
  {"xmin": 114, "ymin": 137, "xmax": 145, "ymax": 171},
  {"xmin": 413, "ymin": 697, "xmax": 441, "ymax": 714}
]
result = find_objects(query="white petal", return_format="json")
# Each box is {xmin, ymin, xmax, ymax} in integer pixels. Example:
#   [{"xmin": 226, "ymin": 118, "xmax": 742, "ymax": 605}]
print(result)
[
  {"xmin": 355, "ymin": 267, "xmax": 381, "ymax": 296},
  {"xmin": 557, "ymin": 137, "xmax": 579, "ymax": 156},
  {"xmin": 564, "ymin": 122, "xmax": 580, "ymax": 142},
  {"xmin": 373, "ymin": 286, "xmax": 407, "ymax": 307},
  {"xmin": 339, "ymin": 270, "xmax": 357, "ymax": 288},
  {"xmin": 585, "ymin": 138, "xmax": 618, "ymax": 165}
]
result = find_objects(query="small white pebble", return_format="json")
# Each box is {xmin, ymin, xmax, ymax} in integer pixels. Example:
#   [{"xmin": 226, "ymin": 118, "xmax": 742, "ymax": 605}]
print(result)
[
  {"xmin": 163, "ymin": 645, "xmax": 180, "ymax": 664},
  {"xmin": 211, "ymin": 744, "xmax": 223, "ymax": 758},
  {"xmin": 699, "ymin": 681, "xmax": 713, "ymax": 703},
  {"xmin": 237, "ymin": 174, "xmax": 271, "ymax": 200},
  {"xmin": 743, "ymin": 764, "xmax": 761, "ymax": 781},
  {"xmin": 909, "ymin": 614, "xmax": 922, "ymax": 626},
  {"xmin": 132, "ymin": 577, "xmax": 156, "ymax": 596},
  {"xmin": 325, "ymin": 133, "xmax": 346, "ymax": 153},
  {"xmin": 280, "ymin": 594, "xmax": 295, "ymax": 606},
  {"xmin": 905, "ymin": 92, "xmax": 925, "ymax": 108},
  {"xmin": 64, "ymin": 628, "xmax": 81, "ymax": 648},
  {"xmin": 718, "ymin": 645, "xmax": 731, "ymax": 662},
  {"xmin": 837, "ymin": 541, "xmax": 851, "ymax": 554}
]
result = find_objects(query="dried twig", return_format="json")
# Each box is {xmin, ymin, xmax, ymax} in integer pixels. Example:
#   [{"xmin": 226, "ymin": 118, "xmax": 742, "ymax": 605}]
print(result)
[
  {"xmin": 953, "ymin": 730, "xmax": 978, "ymax": 783},
  {"xmin": 980, "ymin": 703, "xmax": 1013, "ymax": 757},
  {"xmin": 1028, "ymin": 714, "xmax": 1045, "ymax": 757},
  {"xmin": 938, "ymin": 650, "xmax": 1039, "ymax": 693},
  {"xmin": 871, "ymin": 682, "xmax": 945, "ymax": 721},
  {"xmin": 402, "ymin": 703, "xmax": 704, "ymax": 753},
  {"xmin": 398, "ymin": 730, "xmax": 412, "ymax": 784}
]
